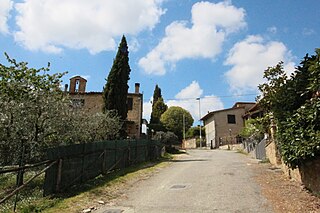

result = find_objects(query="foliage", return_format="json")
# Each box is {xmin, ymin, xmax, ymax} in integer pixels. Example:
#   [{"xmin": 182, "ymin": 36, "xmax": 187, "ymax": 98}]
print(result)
[
  {"xmin": 152, "ymin": 85, "xmax": 161, "ymax": 107},
  {"xmin": 58, "ymin": 110, "xmax": 121, "ymax": 145},
  {"xmin": 102, "ymin": 35, "xmax": 131, "ymax": 137},
  {"xmin": 150, "ymin": 97, "xmax": 167, "ymax": 124},
  {"xmin": 186, "ymin": 126, "xmax": 205, "ymax": 139},
  {"xmin": 239, "ymin": 117, "xmax": 269, "ymax": 140},
  {"xmin": 0, "ymin": 54, "xmax": 121, "ymax": 166},
  {"xmin": 258, "ymin": 49, "xmax": 320, "ymax": 168},
  {"xmin": 152, "ymin": 131, "xmax": 179, "ymax": 147},
  {"xmin": 150, "ymin": 85, "xmax": 167, "ymax": 124},
  {"xmin": 160, "ymin": 106, "xmax": 194, "ymax": 140}
]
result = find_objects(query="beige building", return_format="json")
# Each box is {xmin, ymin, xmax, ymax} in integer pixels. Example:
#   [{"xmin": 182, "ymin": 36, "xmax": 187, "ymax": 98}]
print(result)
[
  {"xmin": 201, "ymin": 102, "xmax": 255, "ymax": 148},
  {"xmin": 67, "ymin": 76, "xmax": 143, "ymax": 139}
]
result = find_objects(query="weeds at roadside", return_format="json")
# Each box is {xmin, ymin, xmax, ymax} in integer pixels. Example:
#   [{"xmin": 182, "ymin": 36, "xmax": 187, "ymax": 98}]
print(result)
[
  {"xmin": 1, "ymin": 155, "xmax": 172, "ymax": 213},
  {"xmin": 236, "ymin": 149, "xmax": 249, "ymax": 155},
  {"xmin": 259, "ymin": 158, "xmax": 270, "ymax": 164}
]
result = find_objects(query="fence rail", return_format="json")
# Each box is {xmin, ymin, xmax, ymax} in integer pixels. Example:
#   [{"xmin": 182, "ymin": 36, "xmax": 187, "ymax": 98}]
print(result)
[
  {"xmin": 43, "ymin": 139, "xmax": 163, "ymax": 195},
  {"xmin": 0, "ymin": 139, "xmax": 163, "ymax": 209}
]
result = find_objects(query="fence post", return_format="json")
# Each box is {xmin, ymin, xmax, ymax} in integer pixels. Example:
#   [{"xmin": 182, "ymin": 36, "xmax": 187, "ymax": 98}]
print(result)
[
  {"xmin": 135, "ymin": 140, "xmax": 138, "ymax": 162},
  {"xmin": 101, "ymin": 150, "xmax": 106, "ymax": 175},
  {"xmin": 56, "ymin": 159, "xmax": 63, "ymax": 192},
  {"xmin": 114, "ymin": 141, "xmax": 117, "ymax": 169},
  {"xmin": 128, "ymin": 143, "xmax": 131, "ymax": 166}
]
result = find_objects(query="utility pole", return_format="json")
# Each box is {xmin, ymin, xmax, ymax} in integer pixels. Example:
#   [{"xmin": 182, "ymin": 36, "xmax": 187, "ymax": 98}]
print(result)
[
  {"xmin": 183, "ymin": 113, "xmax": 186, "ymax": 142},
  {"xmin": 196, "ymin": 98, "xmax": 202, "ymax": 148}
]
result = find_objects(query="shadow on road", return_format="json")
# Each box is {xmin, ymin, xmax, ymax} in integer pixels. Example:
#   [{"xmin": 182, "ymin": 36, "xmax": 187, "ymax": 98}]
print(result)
[{"xmin": 169, "ymin": 159, "xmax": 209, "ymax": 163}]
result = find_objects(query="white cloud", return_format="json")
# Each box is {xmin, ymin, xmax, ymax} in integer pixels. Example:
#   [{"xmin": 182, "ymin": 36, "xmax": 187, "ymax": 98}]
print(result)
[
  {"xmin": 143, "ymin": 81, "xmax": 224, "ymax": 124},
  {"xmin": 13, "ymin": 0, "xmax": 165, "ymax": 54},
  {"xmin": 0, "ymin": 0, "xmax": 13, "ymax": 34},
  {"xmin": 139, "ymin": 1, "xmax": 246, "ymax": 75},
  {"xmin": 175, "ymin": 81, "xmax": 202, "ymax": 99},
  {"xmin": 128, "ymin": 37, "xmax": 140, "ymax": 53},
  {"xmin": 302, "ymin": 28, "xmax": 316, "ymax": 36},
  {"xmin": 167, "ymin": 81, "xmax": 224, "ymax": 122},
  {"xmin": 71, "ymin": 75, "xmax": 91, "ymax": 80},
  {"xmin": 224, "ymin": 35, "xmax": 295, "ymax": 94},
  {"xmin": 143, "ymin": 97, "xmax": 153, "ymax": 122}
]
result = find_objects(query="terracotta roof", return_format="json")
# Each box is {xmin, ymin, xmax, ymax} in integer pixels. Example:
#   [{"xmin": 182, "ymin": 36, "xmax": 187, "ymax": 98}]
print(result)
[
  {"xmin": 201, "ymin": 106, "xmax": 245, "ymax": 121},
  {"xmin": 232, "ymin": 102, "xmax": 256, "ymax": 108}
]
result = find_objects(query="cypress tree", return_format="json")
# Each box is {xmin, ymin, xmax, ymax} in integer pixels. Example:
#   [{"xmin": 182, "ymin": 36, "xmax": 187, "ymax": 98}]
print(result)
[
  {"xmin": 150, "ymin": 84, "xmax": 166, "ymax": 124},
  {"xmin": 152, "ymin": 85, "xmax": 161, "ymax": 107},
  {"xmin": 103, "ymin": 35, "xmax": 131, "ymax": 137}
]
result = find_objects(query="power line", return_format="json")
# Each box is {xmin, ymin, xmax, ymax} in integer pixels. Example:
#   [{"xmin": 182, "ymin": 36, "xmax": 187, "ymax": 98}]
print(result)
[{"xmin": 143, "ymin": 93, "xmax": 258, "ymax": 102}]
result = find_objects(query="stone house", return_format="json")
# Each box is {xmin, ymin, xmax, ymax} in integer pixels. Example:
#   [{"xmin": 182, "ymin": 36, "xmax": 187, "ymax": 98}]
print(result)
[
  {"xmin": 67, "ymin": 76, "xmax": 143, "ymax": 139},
  {"xmin": 201, "ymin": 102, "xmax": 255, "ymax": 148}
]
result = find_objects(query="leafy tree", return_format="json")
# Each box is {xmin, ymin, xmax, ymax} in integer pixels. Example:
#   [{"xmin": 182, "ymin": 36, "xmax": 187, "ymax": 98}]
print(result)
[
  {"xmin": 239, "ymin": 118, "xmax": 268, "ymax": 140},
  {"xmin": 0, "ymin": 54, "xmax": 122, "ymax": 166},
  {"xmin": 102, "ymin": 35, "xmax": 131, "ymax": 137},
  {"xmin": 186, "ymin": 126, "xmax": 205, "ymax": 139},
  {"xmin": 152, "ymin": 131, "xmax": 179, "ymax": 147},
  {"xmin": 160, "ymin": 106, "xmax": 193, "ymax": 140},
  {"xmin": 258, "ymin": 49, "xmax": 320, "ymax": 168},
  {"xmin": 0, "ymin": 53, "xmax": 67, "ymax": 165}
]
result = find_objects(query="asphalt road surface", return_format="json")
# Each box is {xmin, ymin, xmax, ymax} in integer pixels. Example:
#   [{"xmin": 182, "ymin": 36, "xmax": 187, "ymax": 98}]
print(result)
[{"xmin": 98, "ymin": 149, "xmax": 273, "ymax": 213}]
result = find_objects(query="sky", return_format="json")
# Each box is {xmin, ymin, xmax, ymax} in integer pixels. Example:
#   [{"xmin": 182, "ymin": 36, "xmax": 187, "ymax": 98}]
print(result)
[{"xmin": 0, "ymin": 0, "xmax": 319, "ymax": 125}]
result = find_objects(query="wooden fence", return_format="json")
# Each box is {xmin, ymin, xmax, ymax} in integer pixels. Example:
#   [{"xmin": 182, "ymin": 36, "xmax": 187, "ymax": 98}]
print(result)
[{"xmin": 43, "ymin": 139, "xmax": 163, "ymax": 195}]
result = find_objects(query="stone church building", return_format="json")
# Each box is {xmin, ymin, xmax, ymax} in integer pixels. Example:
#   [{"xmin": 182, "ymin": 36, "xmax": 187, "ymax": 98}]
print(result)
[{"xmin": 66, "ymin": 76, "xmax": 143, "ymax": 139}]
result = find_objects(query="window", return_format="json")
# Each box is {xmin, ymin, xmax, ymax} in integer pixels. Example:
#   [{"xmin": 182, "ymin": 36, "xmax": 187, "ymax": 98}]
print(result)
[
  {"xmin": 127, "ymin": 98, "xmax": 133, "ymax": 110},
  {"xmin": 71, "ymin": 98, "xmax": 85, "ymax": 107},
  {"xmin": 227, "ymin": 114, "xmax": 236, "ymax": 124},
  {"xmin": 75, "ymin": 79, "xmax": 80, "ymax": 92}
]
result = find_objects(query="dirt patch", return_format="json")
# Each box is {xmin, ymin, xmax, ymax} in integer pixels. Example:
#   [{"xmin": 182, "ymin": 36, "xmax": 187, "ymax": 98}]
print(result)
[{"xmin": 253, "ymin": 163, "xmax": 320, "ymax": 213}]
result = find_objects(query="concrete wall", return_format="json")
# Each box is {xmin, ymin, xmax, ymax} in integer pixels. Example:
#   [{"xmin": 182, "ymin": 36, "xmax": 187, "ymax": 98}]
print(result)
[
  {"xmin": 204, "ymin": 116, "xmax": 216, "ymax": 148},
  {"xmin": 204, "ymin": 107, "xmax": 246, "ymax": 147}
]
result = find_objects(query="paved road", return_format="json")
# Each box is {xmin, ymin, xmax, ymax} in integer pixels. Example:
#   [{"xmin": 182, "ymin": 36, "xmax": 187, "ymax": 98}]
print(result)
[{"xmin": 98, "ymin": 149, "xmax": 273, "ymax": 213}]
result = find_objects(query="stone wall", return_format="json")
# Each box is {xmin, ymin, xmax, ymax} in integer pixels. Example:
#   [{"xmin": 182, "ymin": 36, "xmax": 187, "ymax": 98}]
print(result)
[
  {"xmin": 266, "ymin": 140, "xmax": 320, "ymax": 193},
  {"xmin": 299, "ymin": 158, "xmax": 320, "ymax": 193},
  {"xmin": 182, "ymin": 138, "xmax": 196, "ymax": 149},
  {"xmin": 265, "ymin": 141, "xmax": 281, "ymax": 166}
]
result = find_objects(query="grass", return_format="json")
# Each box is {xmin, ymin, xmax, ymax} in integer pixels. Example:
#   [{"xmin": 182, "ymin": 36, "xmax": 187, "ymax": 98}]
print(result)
[
  {"xmin": 43, "ymin": 159, "xmax": 171, "ymax": 213},
  {"xmin": 259, "ymin": 158, "xmax": 270, "ymax": 164},
  {"xmin": 1, "ymin": 154, "xmax": 173, "ymax": 213},
  {"xmin": 0, "ymin": 171, "xmax": 51, "ymax": 213}
]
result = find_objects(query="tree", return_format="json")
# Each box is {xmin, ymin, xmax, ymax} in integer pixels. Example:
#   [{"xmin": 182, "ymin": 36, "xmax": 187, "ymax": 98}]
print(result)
[
  {"xmin": 0, "ymin": 54, "xmax": 122, "ymax": 166},
  {"xmin": 152, "ymin": 131, "xmax": 179, "ymax": 146},
  {"xmin": 186, "ymin": 126, "xmax": 205, "ymax": 139},
  {"xmin": 160, "ymin": 106, "xmax": 193, "ymax": 140},
  {"xmin": 258, "ymin": 49, "xmax": 320, "ymax": 168},
  {"xmin": 102, "ymin": 35, "xmax": 131, "ymax": 137},
  {"xmin": 152, "ymin": 85, "xmax": 161, "ymax": 106},
  {"xmin": 150, "ymin": 85, "xmax": 167, "ymax": 124}
]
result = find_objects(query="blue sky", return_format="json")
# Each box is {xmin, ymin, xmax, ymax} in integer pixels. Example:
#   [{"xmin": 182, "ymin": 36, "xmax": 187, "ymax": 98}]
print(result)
[{"xmin": 0, "ymin": 0, "xmax": 319, "ymax": 123}]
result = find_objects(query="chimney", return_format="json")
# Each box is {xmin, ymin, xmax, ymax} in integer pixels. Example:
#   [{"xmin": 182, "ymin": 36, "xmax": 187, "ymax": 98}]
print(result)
[
  {"xmin": 135, "ymin": 83, "xmax": 140, "ymax": 94},
  {"xmin": 64, "ymin": 84, "xmax": 68, "ymax": 93}
]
